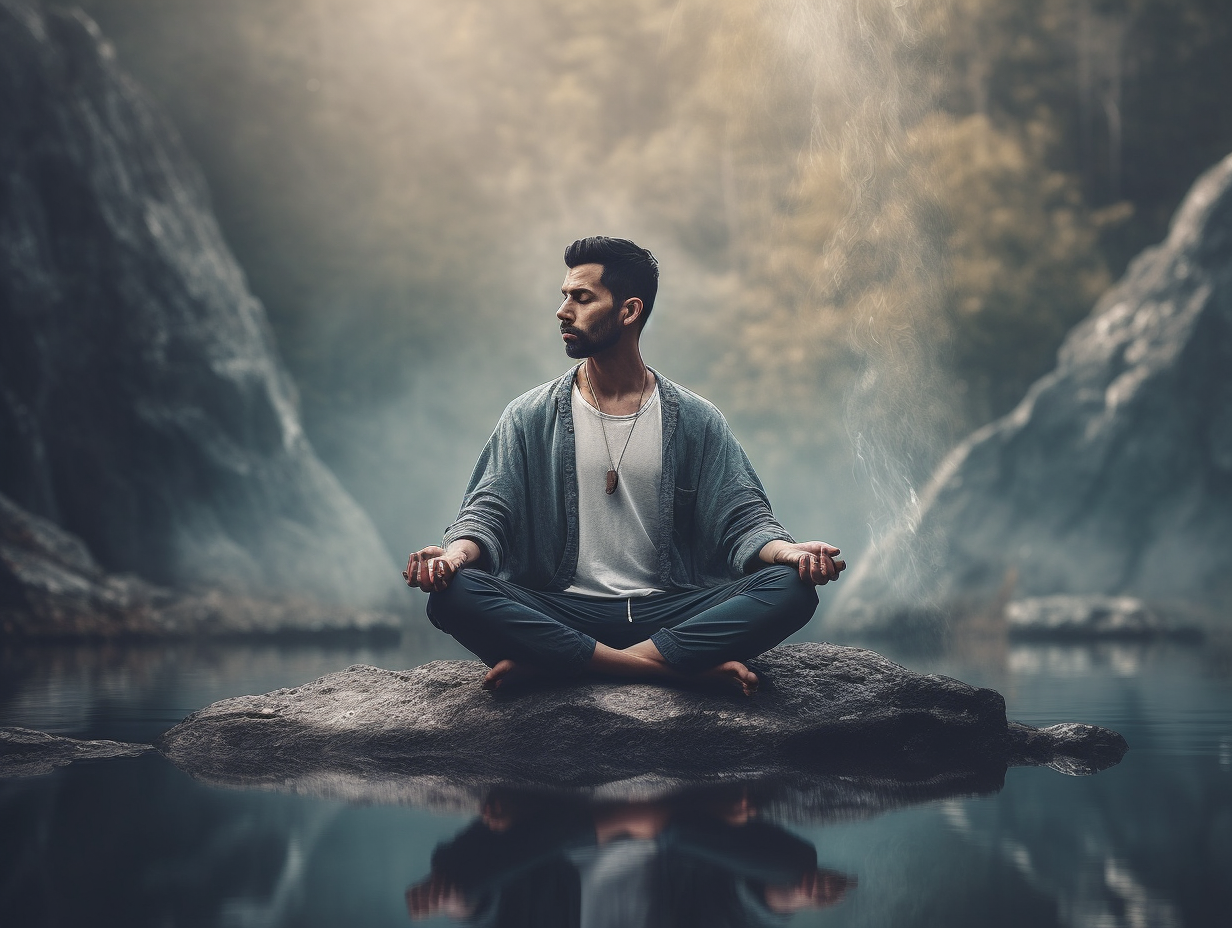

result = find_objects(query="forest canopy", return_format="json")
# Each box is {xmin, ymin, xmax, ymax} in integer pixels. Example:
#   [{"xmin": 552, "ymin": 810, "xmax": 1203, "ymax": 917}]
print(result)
[{"xmin": 76, "ymin": 0, "xmax": 1232, "ymax": 558}]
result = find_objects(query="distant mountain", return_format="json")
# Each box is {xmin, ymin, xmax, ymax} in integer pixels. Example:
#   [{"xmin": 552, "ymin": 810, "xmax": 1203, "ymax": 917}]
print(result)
[{"xmin": 0, "ymin": 1, "xmax": 398, "ymax": 607}]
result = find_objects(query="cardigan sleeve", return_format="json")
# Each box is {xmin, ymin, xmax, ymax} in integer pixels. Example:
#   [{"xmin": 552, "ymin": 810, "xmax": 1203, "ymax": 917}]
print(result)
[
  {"xmin": 441, "ymin": 404, "xmax": 527, "ymax": 575},
  {"xmin": 695, "ymin": 412, "xmax": 794, "ymax": 577}
]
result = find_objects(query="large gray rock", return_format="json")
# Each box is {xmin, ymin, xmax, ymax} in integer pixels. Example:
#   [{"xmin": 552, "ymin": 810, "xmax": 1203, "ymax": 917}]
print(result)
[
  {"xmin": 832, "ymin": 153, "xmax": 1232, "ymax": 632},
  {"xmin": 0, "ymin": 490, "xmax": 402, "ymax": 638},
  {"xmin": 157, "ymin": 643, "xmax": 1127, "ymax": 811},
  {"xmin": 0, "ymin": 1, "xmax": 397, "ymax": 606}
]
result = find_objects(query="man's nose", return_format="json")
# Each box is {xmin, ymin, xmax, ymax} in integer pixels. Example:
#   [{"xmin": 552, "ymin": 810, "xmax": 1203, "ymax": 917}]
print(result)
[{"xmin": 556, "ymin": 300, "xmax": 572, "ymax": 321}]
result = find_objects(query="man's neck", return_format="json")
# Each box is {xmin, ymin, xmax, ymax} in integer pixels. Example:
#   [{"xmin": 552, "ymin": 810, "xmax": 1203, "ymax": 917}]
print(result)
[{"xmin": 578, "ymin": 350, "xmax": 653, "ymax": 415}]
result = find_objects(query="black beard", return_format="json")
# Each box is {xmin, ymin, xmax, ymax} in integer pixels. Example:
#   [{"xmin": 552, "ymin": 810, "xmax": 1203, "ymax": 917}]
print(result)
[{"xmin": 562, "ymin": 309, "xmax": 621, "ymax": 358}]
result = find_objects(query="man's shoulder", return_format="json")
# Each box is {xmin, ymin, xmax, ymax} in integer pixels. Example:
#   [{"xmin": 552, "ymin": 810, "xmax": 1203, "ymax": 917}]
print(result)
[
  {"xmin": 656, "ymin": 372, "xmax": 728, "ymax": 429},
  {"xmin": 500, "ymin": 369, "xmax": 574, "ymax": 423}
]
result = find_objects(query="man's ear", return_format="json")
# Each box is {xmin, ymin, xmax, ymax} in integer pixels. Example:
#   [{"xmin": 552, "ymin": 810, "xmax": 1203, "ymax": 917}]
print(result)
[{"xmin": 623, "ymin": 297, "xmax": 643, "ymax": 327}]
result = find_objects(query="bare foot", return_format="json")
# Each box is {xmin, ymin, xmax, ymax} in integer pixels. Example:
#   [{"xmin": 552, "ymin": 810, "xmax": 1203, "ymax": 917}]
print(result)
[
  {"xmin": 481, "ymin": 796, "xmax": 516, "ymax": 832},
  {"xmin": 405, "ymin": 873, "xmax": 474, "ymax": 919},
  {"xmin": 763, "ymin": 868, "xmax": 855, "ymax": 912},
  {"xmin": 715, "ymin": 787, "xmax": 756, "ymax": 825},
  {"xmin": 698, "ymin": 660, "xmax": 758, "ymax": 696},
  {"xmin": 588, "ymin": 643, "xmax": 758, "ymax": 695},
  {"xmin": 482, "ymin": 659, "xmax": 542, "ymax": 690}
]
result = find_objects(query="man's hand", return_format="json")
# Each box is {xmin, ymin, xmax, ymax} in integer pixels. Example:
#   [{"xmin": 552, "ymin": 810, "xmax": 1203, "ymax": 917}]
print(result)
[
  {"xmin": 403, "ymin": 541, "xmax": 477, "ymax": 592},
  {"xmin": 760, "ymin": 540, "xmax": 846, "ymax": 586}
]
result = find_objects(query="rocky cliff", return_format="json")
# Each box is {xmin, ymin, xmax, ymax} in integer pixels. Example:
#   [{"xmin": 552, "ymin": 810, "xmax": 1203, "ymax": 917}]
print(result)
[
  {"xmin": 832, "ymin": 152, "xmax": 1232, "ymax": 632},
  {"xmin": 0, "ymin": 2, "xmax": 397, "ymax": 606}
]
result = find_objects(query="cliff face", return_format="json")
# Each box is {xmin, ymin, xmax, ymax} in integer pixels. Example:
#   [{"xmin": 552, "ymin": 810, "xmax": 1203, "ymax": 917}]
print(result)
[
  {"xmin": 0, "ymin": 2, "xmax": 399, "ymax": 606},
  {"xmin": 832, "ymin": 153, "xmax": 1232, "ymax": 631}
]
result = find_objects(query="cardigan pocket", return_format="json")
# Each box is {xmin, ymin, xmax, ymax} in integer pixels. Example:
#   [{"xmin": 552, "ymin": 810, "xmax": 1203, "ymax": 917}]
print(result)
[{"xmin": 672, "ymin": 485, "xmax": 698, "ymax": 536}]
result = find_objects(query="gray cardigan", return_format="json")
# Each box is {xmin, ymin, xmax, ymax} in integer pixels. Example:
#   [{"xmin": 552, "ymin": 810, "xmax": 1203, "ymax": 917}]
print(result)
[{"xmin": 442, "ymin": 366, "xmax": 794, "ymax": 591}]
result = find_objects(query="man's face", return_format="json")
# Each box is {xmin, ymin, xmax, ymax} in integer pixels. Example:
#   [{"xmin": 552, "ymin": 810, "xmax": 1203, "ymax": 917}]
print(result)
[{"xmin": 557, "ymin": 263, "xmax": 623, "ymax": 359}]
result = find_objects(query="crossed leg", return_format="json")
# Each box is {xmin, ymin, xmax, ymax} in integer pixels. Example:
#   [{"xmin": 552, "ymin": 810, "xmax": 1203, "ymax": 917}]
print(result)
[
  {"xmin": 485, "ymin": 643, "xmax": 758, "ymax": 694},
  {"xmin": 427, "ymin": 566, "xmax": 817, "ymax": 695}
]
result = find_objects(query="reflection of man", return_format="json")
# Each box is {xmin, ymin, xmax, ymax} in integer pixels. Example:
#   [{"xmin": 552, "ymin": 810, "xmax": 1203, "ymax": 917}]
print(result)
[
  {"xmin": 405, "ymin": 789, "xmax": 855, "ymax": 926},
  {"xmin": 404, "ymin": 237, "xmax": 844, "ymax": 694}
]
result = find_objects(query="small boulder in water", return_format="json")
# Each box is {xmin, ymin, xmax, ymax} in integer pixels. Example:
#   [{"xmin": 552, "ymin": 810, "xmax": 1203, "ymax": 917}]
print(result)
[
  {"xmin": 1005, "ymin": 595, "xmax": 1202, "ymax": 641},
  {"xmin": 0, "ymin": 727, "xmax": 151, "ymax": 778}
]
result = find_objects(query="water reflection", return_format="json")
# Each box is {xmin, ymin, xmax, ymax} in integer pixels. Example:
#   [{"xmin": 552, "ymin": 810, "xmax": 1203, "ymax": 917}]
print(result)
[
  {"xmin": 2, "ymin": 638, "xmax": 1228, "ymax": 926},
  {"xmin": 406, "ymin": 787, "xmax": 855, "ymax": 926}
]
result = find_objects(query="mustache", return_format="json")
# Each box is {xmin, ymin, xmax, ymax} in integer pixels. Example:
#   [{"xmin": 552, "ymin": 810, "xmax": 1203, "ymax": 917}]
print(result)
[{"xmin": 560, "ymin": 325, "xmax": 583, "ymax": 337}]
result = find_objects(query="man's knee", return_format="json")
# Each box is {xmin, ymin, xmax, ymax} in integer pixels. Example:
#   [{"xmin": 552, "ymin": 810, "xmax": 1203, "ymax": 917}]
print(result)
[
  {"xmin": 782, "ymin": 577, "xmax": 819, "ymax": 634},
  {"xmin": 425, "ymin": 587, "xmax": 452, "ymax": 631},
  {"xmin": 750, "ymin": 565, "xmax": 819, "ymax": 632},
  {"xmin": 425, "ymin": 569, "xmax": 500, "ymax": 630}
]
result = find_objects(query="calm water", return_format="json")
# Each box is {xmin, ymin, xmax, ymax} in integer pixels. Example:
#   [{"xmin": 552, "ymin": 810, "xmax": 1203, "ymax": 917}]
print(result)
[{"xmin": 2, "ymin": 624, "xmax": 1230, "ymax": 928}]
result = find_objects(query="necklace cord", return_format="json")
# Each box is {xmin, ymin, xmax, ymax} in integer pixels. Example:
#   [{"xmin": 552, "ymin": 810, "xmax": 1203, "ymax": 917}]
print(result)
[{"xmin": 582, "ymin": 364, "xmax": 649, "ymax": 485}]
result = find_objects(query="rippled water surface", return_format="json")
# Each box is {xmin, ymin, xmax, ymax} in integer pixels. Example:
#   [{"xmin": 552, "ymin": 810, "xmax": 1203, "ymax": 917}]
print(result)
[{"xmin": 2, "ymin": 627, "xmax": 1229, "ymax": 927}]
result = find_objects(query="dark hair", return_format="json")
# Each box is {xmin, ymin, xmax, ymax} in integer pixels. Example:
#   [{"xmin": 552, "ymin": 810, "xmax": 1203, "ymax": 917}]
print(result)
[{"xmin": 563, "ymin": 236, "xmax": 659, "ymax": 327}]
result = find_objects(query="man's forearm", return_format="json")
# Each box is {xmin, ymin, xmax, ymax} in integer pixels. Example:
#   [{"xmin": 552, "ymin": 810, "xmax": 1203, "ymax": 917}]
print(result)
[
  {"xmin": 758, "ymin": 540, "xmax": 794, "ymax": 565},
  {"xmin": 445, "ymin": 538, "xmax": 483, "ymax": 568}
]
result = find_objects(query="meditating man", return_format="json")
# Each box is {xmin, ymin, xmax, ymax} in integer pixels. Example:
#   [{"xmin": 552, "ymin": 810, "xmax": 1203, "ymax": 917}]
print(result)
[{"xmin": 403, "ymin": 236, "xmax": 844, "ymax": 694}]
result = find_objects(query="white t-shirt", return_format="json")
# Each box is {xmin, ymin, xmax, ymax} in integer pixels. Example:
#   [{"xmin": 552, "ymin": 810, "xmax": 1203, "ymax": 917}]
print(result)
[
  {"xmin": 567, "ymin": 839, "xmax": 658, "ymax": 928},
  {"xmin": 565, "ymin": 382, "xmax": 663, "ymax": 598}
]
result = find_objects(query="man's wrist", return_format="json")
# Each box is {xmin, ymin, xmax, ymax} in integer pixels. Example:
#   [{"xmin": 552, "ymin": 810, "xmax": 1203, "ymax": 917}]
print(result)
[
  {"xmin": 759, "ymin": 540, "xmax": 795, "ymax": 565},
  {"xmin": 444, "ymin": 539, "xmax": 481, "ymax": 570}
]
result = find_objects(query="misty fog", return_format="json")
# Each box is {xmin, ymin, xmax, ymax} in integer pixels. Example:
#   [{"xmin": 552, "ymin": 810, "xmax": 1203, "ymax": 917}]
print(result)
[{"xmin": 69, "ymin": 0, "xmax": 1232, "ymax": 605}]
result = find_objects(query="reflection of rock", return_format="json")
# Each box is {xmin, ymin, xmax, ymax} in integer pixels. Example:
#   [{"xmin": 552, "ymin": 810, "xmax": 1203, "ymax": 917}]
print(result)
[
  {"xmin": 136, "ymin": 765, "xmax": 1006, "ymax": 826},
  {"xmin": 0, "ymin": 726, "xmax": 150, "ymax": 777},
  {"xmin": 0, "ymin": 491, "xmax": 401, "ymax": 638},
  {"xmin": 157, "ymin": 643, "xmax": 1126, "ymax": 808},
  {"xmin": 0, "ymin": 2, "xmax": 396, "ymax": 606},
  {"xmin": 833, "ymin": 153, "xmax": 1232, "ymax": 632},
  {"xmin": 1005, "ymin": 721, "xmax": 1133, "ymax": 777},
  {"xmin": 941, "ymin": 653, "xmax": 1224, "ymax": 928},
  {"xmin": 1005, "ymin": 595, "xmax": 1202, "ymax": 641}
]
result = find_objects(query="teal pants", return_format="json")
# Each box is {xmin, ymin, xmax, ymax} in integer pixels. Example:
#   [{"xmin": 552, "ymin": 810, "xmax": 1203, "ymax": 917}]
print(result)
[{"xmin": 426, "ymin": 565, "xmax": 817, "ymax": 674}]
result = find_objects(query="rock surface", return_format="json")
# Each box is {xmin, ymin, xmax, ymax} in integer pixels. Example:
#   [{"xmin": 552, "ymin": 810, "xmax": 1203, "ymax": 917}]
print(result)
[
  {"xmin": 0, "ymin": 489, "xmax": 402, "ymax": 638},
  {"xmin": 0, "ymin": 1, "xmax": 396, "ymax": 606},
  {"xmin": 1004, "ymin": 595, "xmax": 1202, "ymax": 641},
  {"xmin": 158, "ymin": 643, "xmax": 1127, "ymax": 808},
  {"xmin": 0, "ymin": 726, "xmax": 151, "ymax": 777},
  {"xmin": 832, "ymin": 153, "xmax": 1232, "ymax": 632}
]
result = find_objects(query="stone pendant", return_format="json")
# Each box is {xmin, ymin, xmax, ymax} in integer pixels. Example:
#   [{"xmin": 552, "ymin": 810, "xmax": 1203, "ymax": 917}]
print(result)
[{"xmin": 606, "ymin": 469, "xmax": 619, "ymax": 494}]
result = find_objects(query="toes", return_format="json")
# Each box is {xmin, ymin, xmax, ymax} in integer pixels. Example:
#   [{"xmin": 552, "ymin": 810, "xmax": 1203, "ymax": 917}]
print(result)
[
  {"xmin": 482, "ymin": 660, "xmax": 517, "ymax": 690},
  {"xmin": 738, "ymin": 667, "xmax": 758, "ymax": 696}
]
